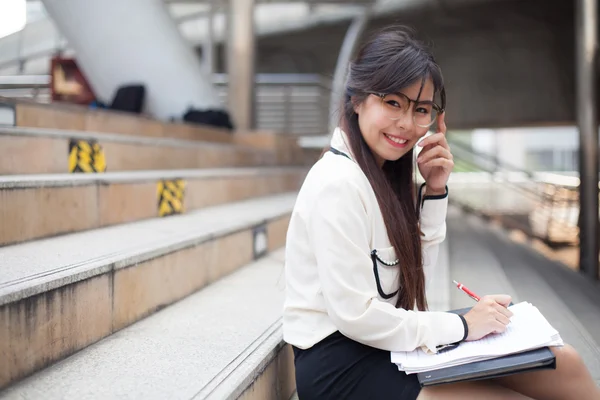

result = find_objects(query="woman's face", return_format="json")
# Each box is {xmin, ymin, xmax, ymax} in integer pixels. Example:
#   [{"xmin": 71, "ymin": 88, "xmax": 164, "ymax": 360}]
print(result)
[{"xmin": 355, "ymin": 78, "xmax": 435, "ymax": 166}]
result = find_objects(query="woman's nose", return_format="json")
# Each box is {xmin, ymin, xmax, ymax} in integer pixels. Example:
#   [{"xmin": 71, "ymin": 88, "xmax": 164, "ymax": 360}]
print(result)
[{"xmin": 394, "ymin": 111, "xmax": 415, "ymax": 131}]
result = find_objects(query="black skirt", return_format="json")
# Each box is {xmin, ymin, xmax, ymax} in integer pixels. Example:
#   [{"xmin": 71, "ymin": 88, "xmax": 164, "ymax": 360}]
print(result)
[{"xmin": 292, "ymin": 331, "xmax": 422, "ymax": 400}]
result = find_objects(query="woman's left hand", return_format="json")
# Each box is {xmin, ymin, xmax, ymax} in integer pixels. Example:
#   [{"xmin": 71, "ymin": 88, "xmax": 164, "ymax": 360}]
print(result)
[{"xmin": 416, "ymin": 113, "xmax": 453, "ymax": 194}]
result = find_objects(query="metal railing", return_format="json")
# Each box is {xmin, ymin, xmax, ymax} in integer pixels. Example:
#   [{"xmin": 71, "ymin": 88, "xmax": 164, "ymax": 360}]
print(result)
[
  {"xmin": 213, "ymin": 73, "xmax": 331, "ymax": 136},
  {"xmin": 448, "ymin": 138, "xmax": 580, "ymax": 247},
  {"xmin": 0, "ymin": 73, "xmax": 332, "ymax": 136}
]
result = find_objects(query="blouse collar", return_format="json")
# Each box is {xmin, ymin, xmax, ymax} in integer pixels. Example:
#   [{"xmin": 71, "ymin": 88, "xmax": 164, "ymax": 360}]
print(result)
[{"xmin": 329, "ymin": 127, "xmax": 356, "ymax": 161}]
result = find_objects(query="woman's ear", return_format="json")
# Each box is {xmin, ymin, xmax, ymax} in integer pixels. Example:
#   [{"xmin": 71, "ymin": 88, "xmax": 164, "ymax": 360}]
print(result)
[{"xmin": 351, "ymin": 96, "xmax": 361, "ymax": 114}]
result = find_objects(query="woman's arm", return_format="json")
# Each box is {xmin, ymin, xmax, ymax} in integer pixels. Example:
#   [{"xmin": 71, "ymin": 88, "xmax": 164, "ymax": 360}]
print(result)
[
  {"xmin": 418, "ymin": 183, "xmax": 449, "ymax": 287},
  {"xmin": 307, "ymin": 178, "xmax": 463, "ymax": 353}
]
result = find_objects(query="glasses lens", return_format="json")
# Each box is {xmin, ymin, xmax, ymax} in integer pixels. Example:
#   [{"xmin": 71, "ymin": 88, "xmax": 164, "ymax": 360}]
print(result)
[
  {"xmin": 380, "ymin": 93, "xmax": 409, "ymax": 120},
  {"xmin": 414, "ymin": 104, "xmax": 437, "ymax": 128}
]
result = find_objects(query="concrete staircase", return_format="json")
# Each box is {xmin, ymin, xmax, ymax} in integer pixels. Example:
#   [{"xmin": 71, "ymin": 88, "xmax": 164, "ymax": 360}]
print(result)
[{"xmin": 0, "ymin": 100, "xmax": 308, "ymax": 398}]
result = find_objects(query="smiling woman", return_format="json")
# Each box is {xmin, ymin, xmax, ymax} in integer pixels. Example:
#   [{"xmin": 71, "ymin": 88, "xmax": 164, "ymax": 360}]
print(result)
[{"xmin": 0, "ymin": 0, "xmax": 26, "ymax": 39}]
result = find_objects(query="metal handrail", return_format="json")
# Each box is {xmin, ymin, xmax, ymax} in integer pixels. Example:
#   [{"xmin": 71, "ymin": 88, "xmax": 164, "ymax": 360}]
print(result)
[
  {"xmin": 213, "ymin": 73, "xmax": 331, "ymax": 87},
  {"xmin": 449, "ymin": 145, "xmax": 543, "ymax": 202},
  {"xmin": 449, "ymin": 139, "xmax": 535, "ymax": 178},
  {"xmin": 0, "ymin": 75, "xmax": 51, "ymax": 89},
  {"xmin": 449, "ymin": 137, "xmax": 580, "ymax": 246},
  {"xmin": 0, "ymin": 49, "xmax": 59, "ymax": 71},
  {"xmin": 0, "ymin": 73, "xmax": 330, "ymax": 88}
]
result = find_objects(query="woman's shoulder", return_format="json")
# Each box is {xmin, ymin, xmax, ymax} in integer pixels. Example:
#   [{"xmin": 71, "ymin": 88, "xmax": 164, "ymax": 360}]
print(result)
[{"xmin": 298, "ymin": 151, "xmax": 373, "ymax": 205}]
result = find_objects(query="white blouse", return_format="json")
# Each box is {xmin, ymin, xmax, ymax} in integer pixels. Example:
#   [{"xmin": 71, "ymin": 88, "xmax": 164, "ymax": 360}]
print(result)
[{"xmin": 282, "ymin": 128, "xmax": 465, "ymax": 354}]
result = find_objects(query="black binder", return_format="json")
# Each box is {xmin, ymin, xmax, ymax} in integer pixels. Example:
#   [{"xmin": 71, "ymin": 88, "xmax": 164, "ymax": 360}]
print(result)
[{"xmin": 417, "ymin": 307, "xmax": 557, "ymax": 387}]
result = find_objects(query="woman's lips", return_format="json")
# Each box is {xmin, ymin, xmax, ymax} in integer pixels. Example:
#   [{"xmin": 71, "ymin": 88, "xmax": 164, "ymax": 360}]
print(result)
[{"xmin": 383, "ymin": 133, "xmax": 409, "ymax": 148}]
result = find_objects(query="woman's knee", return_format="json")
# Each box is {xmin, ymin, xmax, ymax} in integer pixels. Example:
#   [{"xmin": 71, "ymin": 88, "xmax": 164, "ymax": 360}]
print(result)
[
  {"xmin": 551, "ymin": 343, "xmax": 594, "ymax": 386},
  {"xmin": 553, "ymin": 344, "xmax": 586, "ymax": 375}
]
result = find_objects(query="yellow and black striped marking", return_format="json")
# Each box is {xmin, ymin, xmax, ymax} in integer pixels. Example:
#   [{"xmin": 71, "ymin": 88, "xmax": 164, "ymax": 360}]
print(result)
[
  {"xmin": 68, "ymin": 139, "xmax": 107, "ymax": 173},
  {"xmin": 157, "ymin": 179, "xmax": 186, "ymax": 217}
]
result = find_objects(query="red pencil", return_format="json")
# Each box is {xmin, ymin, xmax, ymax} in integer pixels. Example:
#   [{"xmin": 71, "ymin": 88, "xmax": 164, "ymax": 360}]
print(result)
[{"xmin": 452, "ymin": 280, "xmax": 481, "ymax": 302}]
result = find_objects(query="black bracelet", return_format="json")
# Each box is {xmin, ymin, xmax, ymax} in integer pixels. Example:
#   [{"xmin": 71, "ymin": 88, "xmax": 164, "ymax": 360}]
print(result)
[
  {"xmin": 435, "ymin": 314, "xmax": 469, "ymax": 352},
  {"xmin": 458, "ymin": 314, "xmax": 469, "ymax": 342}
]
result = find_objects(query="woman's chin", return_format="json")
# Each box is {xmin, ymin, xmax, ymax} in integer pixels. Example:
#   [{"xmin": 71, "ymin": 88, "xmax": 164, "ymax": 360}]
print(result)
[{"xmin": 380, "ymin": 148, "xmax": 410, "ymax": 163}]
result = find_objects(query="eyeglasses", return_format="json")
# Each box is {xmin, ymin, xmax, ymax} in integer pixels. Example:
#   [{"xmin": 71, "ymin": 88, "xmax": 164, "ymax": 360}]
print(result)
[{"xmin": 365, "ymin": 91, "xmax": 445, "ymax": 129}]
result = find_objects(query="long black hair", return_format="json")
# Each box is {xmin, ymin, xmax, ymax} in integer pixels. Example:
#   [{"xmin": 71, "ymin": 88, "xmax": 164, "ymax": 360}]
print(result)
[{"xmin": 339, "ymin": 25, "xmax": 446, "ymax": 311}]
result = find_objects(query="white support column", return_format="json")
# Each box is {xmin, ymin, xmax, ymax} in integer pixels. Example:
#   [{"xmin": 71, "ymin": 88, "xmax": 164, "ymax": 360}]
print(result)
[
  {"xmin": 328, "ymin": 9, "xmax": 371, "ymax": 134},
  {"xmin": 226, "ymin": 0, "xmax": 255, "ymax": 131},
  {"xmin": 203, "ymin": 0, "xmax": 217, "ymax": 75},
  {"xmin": 41, "ymin": 0, "xmax": 222, "ymax": 121}
]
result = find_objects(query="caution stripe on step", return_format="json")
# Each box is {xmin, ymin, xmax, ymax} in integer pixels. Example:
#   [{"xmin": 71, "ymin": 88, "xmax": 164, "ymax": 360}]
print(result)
[
  {"xmin": 157, "ymin": 179, "xmax": 186, "ymax": 217},
  {"xmin": 68, "ymin": 139, "xmax": 107, "ymax": 173}
]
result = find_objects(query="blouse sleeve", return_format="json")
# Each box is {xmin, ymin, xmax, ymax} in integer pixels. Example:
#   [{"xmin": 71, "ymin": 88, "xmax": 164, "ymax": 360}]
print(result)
[{"xmin": 418, "ymin": 184, "xmax": 449, "ymax": 288}]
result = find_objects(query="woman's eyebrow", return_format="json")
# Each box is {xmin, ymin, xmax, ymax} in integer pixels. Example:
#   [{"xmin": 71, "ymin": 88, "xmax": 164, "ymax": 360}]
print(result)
[{"xmin": 397, "ymin": 92, "xmax": 434, "ymax": 103}]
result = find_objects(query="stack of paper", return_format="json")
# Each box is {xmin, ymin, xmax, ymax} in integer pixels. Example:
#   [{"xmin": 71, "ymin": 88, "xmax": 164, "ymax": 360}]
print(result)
[{"xmin": 391, "ymin": 302, "xmax": 563, "ymax": 374}]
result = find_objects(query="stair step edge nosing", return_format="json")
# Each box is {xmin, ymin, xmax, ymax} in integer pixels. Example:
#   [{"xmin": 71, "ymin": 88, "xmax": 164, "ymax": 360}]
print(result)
[
  {"xmin": 195, "ymin": 319, "xmax": 284, "ymax": 400},
  {"xmin": 0, "ymin": 206, "xmax": 293, "ymax": 307},
  {"xmin": 0, "ymin": 126, "xmax": 274, "ymax": 153},
  {"xmin": 0, "ymin": 167, "xmax": 306, "ymax": 189}
]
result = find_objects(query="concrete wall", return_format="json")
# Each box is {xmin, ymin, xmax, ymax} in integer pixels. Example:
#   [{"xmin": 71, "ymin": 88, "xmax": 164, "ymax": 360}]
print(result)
[{"xmin": 239, "ymin": 0, "xmax": 581, "ymax": 130}]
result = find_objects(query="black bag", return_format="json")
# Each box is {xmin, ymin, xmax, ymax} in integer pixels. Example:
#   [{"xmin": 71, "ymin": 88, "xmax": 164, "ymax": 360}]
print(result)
[
  {"xmin": 183, "ymin": 108, "xmax": 235, "ymax": 131},
  {"xmin": 110, "ymin": 84, "xmax": 146, "ymax": 114}
]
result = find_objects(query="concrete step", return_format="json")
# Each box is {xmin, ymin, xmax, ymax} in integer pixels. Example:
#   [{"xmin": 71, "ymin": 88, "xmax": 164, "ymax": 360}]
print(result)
[
  {"xmin": 0, "ymin": 249, "xmax": 295, "ymax": 400},
  {"xmin": 0, "ymin": 126, "xmax": 281, "ymax": 175},
  {"xmin": 1, "ymin": 98, "xmax": 236, "ymax": 143},
  {"xmin": 0, "ymin": 167, "xmax": 306, "ymax": 246},
  {"xmin": 0, "ymin": 193, "xmax": 297, "ymax": 390},
  {"xmin": 447, "ymin": 206, "xmax": 600, "ymax": 382}
]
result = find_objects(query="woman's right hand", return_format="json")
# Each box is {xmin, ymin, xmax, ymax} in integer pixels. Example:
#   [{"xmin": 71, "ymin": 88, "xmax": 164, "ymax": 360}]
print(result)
[{"xmin": 463, "ymin": 295, "xmax": 513, "ymax": 341}]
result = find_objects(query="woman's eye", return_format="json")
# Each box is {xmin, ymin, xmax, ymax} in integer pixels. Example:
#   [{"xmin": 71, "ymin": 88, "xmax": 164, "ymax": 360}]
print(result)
[
  {"xmin": 416, "ymin": 107, "xmax": 430, "ymax": 114},
  {"xmin": 386, "ymin": 101, "xmax": 401, "ymax": 108}
]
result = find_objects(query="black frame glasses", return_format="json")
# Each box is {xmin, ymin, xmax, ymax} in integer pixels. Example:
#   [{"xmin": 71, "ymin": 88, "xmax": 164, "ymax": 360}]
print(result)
[{"xmin": 365, "ymin": 89, "xmax": 446, "ymax": 129}]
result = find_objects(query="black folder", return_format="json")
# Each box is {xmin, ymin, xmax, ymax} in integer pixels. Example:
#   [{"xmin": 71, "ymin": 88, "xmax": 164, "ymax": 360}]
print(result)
[{"xmin": 417, "ymin": 306, "xmax": 557, "ymax": 387}]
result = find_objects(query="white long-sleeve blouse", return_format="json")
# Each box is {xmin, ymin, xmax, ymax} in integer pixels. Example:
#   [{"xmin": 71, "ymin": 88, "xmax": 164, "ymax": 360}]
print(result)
[{"xmin": 282, "ymin": 127, "xmax": 465, "ymax": 354}]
